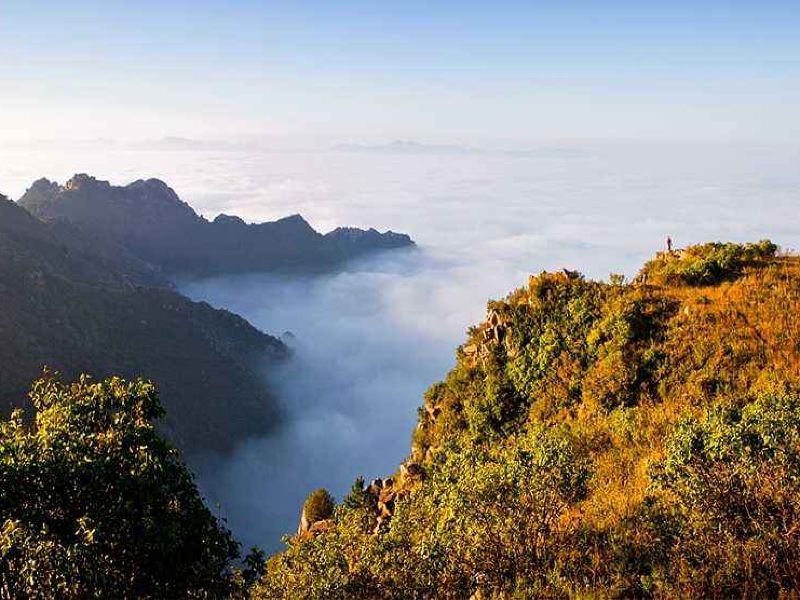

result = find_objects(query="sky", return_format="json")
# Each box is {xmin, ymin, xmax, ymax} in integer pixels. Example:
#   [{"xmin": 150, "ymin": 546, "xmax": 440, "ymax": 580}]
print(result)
[{"xmin": 1, "ymin": 1, "xmax": 799, "ymax": 143}]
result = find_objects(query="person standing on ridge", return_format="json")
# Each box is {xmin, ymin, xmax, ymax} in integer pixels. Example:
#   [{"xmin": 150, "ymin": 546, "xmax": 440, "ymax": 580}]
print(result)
[{"xmin": 666, "ymin": 236, "xmax": 673, "ymax": 253}]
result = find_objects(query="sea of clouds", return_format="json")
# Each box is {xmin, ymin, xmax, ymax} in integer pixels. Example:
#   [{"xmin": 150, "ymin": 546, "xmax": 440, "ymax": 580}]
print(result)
[{"xmin": 2, "ymin": 140, "xmax": 799, "ymax": 550}]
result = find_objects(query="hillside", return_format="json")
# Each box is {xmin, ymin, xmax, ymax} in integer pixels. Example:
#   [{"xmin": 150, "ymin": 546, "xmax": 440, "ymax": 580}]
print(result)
[
  {"xmin": 0, "ymin": 195, "xmax": 287, "ymax": 454},
  {"xmin": 258, "ymin": 240, "xmax": 800, "ymax": 598},
  {"xmin": 19, "ymin": 174, "xmax": 414, "ymax": 276}
]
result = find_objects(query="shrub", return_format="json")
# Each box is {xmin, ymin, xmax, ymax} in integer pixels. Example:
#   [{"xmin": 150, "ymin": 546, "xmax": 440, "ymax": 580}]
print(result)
[
  {"xmin": 649, "ymin": 390, "xmax": 800, "ymax": 594},
  {"xmin": 639, "ymin": 239, "xmax": 777, "ymax": 286},
  {"xmin": 303, "ymin": 489, "xmax": 335, "ymax": 524},
  {"xmin": 0, "ymin": 372, "xmax": 239, "ymax": 598}
]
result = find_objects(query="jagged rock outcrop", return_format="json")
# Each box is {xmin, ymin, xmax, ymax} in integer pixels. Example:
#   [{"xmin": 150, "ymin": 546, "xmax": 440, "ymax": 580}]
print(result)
[{"xmin": 19, "ymin": 174, "xmax": 415, "ymax": 277}]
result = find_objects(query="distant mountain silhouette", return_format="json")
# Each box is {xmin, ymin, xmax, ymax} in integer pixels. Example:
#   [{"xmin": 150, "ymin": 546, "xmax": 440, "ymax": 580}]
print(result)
[
  {"xmin": 20, "ymin": 174, "xmax": 414, "ymax": 277},
  {"xmin": 5, "ymin": 173, "xmax": 414, "ymax": 454},
  {"xmin": 0, "ymin": 194, "xmax": 287, "ymax": 454},
  {"xmin": 333, "ymin": 140, "xmax": 482, "ymax": 155}
]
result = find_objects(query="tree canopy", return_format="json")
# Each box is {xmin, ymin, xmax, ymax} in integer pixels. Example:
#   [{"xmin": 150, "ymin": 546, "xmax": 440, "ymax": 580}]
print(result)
[
  {"xmin": 0, "ymin": 373, "xmax": 239, "ymax": 599},
  {"xmin": 256, "ymin": 241, "xmax": 800, "ymax": 598}
]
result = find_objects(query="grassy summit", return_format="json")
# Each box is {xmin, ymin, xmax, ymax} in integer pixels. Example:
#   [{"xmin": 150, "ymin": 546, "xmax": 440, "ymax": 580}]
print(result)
[{"xmin": 257, "ymin": 240, "xmax": 800, "ymax": 598}]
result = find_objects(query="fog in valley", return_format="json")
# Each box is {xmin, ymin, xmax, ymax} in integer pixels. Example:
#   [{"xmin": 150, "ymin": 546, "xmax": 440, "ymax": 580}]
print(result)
[{"xmin": 2, "ymin": 140, "xmax": 799, "ymax": 550}]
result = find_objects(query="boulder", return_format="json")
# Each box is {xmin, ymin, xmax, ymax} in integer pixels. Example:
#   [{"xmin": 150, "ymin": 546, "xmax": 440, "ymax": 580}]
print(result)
[
  {"xmin": 425, "ymin": 403, "xmax": 441, "ymax": 419},
  {"xmin": 367, "ymin": 478, "xmax": 383, "ymax": 496},
  {"xmin": 308, "ymin": 519, "xmax": 335, "ymax": 536},
  {"xmin": 400, "ymin": 462, "xmax": 426, "ymax": 484},
  {"xmin": 297, "ymin": 511, "xmax": 311, "ymax": 535}
]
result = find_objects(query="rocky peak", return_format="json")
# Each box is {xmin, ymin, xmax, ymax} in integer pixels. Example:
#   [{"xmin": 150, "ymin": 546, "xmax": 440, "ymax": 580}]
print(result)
[
  {"xmin": 19, "ymin": 178, "xmax": 61, "ymax": 214},
  {"xmin": 275, "ymin": 213, "xmax": 314, "ymax": 230},
  {"xmin": 213, "ymin": 214, "xmax": 246, "ymax": 226},
  {"xmin": 29, "ymin": 178, "xmax": 59, "ymax": 194},
  {"xmin": 326, "ymin": 226, "xmax": 414, "ymax": 248},
  {"xmin": 64, "ymin": 173, "xmax": 110, "ymax": 192},
  {"xmin": 127, "ymin": 177, "xmax": 174, "ymax": 195},
  {"xmin": 18, "ymin": 174, "xmax": 414, "ymax": 276},
  {"xmin": 125, "ymin": 178, "xmax": 186, "ymax": 208}
]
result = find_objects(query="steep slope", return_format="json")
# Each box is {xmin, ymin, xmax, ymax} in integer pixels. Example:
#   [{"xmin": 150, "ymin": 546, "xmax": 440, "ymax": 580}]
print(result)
[
  {"xmin": 19, "ymin": 174, "xmax": 414, "ymax": 276},
  {"xmin": 258, "ymin": 241, "xmax": 800, "ymax": 599},
  {"xmin": 0, "ymin": 195, "xmax": 287, "ymax": 454}
]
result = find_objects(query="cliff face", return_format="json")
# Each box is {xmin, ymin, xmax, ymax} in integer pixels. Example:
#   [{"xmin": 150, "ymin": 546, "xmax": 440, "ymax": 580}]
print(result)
[
  {"xmin": 19, "ymin": 174, "xmax": 414, "ymax": 276},
  {"xmin": 0, "ymin": 195, "xmax": 287, "ymax": 454},
  {"xmin": 258, "ymin": 241, "xmax": 800, "ymax": 599}
]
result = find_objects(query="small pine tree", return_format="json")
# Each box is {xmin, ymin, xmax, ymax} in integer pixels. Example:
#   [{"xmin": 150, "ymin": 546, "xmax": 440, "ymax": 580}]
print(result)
[{"xmin": 303, "ymin": 488, "xmax": 335, "ymax": 523}]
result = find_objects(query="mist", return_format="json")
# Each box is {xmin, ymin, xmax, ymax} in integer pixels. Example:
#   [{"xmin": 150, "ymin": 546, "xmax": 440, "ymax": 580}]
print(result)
[
  {"xmin": 179, "ymin": 249, "xmax": 454, "ymax": 550},
  {"xmin": 2, "ymin": 139, "xmax": 799, "ymax": 551}
]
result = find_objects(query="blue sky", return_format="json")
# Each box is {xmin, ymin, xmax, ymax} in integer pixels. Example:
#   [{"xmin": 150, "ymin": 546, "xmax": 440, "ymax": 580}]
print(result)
[{"xmin": 1, "ymin": 1, "xmax": 798, "ymax": 143}]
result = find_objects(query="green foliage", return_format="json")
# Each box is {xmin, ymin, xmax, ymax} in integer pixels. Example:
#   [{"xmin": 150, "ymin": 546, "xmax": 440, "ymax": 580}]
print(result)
[
  {"xmin": 241, "ymin": 546, "xmax": 268, "ymax": 591},
  {"xmin": 649, "ymin": 390, "xmax": 800, "ymax": 595},
  {"xmin": 256, "ymin": 426, "xmax": 590, "ymax": 599},
  {"xmin": 0, "ymin": 373, "xmax": 239, "ymax": 599},
  {"xmin": 393, "ymin": 425, "xmax": 590, "ymax": 597},
  {"xmin": 505, "ymin": 273, "xmax": 604, "ymax": 415},
  {"xmin": 303, "ymin": 489, "xmax": 335, "ymax": 524},
  {"xmin": 259, "ymin": 241, "xmax": 800, "ymax": 598},
  {"xmin": 582, "ymin": 292, "xmax": 674, "ymax": 411},
  {"xmin": 640, "ymin": 239, "xmax": 778, "ymax": 286}
]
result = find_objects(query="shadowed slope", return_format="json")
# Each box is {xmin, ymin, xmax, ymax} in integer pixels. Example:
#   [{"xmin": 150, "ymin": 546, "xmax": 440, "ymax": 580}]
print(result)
[{"xmin": 0, "ymin": 195, "xmax": 287, "ymax": 453}]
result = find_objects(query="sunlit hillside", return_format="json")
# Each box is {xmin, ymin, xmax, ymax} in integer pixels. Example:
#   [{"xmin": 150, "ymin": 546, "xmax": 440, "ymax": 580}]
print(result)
[{"xmin": 259, "ymin": 241, "xmax": 800, "ymax": 598}]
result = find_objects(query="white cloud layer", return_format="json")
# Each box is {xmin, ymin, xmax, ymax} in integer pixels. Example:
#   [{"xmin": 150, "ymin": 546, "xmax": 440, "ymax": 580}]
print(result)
[{"xmin": 2, "ymin": 140, "xmax": 799, "ymax": 550}]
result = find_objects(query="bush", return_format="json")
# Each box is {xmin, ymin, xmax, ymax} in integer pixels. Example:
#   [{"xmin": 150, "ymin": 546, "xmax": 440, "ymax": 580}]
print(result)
[
  {"xmin": 0, "ymin": 373, "xmax": 239, "ymax": 598},
  {"xmin": 639, "ymin": 239, "xmax": 777, "ymax": 286},
  {"xmin": 303, "ymin": 489, "xmax": 335, "ymax": 524},
  {"xmin": 649, "ymin": 390, "xmax": 800, "ymax": 594}
]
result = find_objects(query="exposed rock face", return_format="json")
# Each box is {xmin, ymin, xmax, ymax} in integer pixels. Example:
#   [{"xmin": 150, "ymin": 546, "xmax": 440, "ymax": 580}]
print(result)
[
  {"xmin": 19, "ymin": 175, "xmax": 415, "ymax": 277},
  {"xmin": 373, "ymin": 478, "xmax": 397, "ymax": 533},
  {"xmin": 297, "ymin": 511, "xmax": 311, "ymax": 536},
  {"xmin": 0, "ymin": 194, "xmax": 288, "ymax": 454},
  {"xmin": 294, "ymin": 463, "xmax": 426, "ymax": 542},
  {"xmin": 400, "ymin": 462, "xmax": 425, "ymax": 485},
  {"xmin": 297, "ymin": 512, "xmax": 336, "ymax": 538},
  {"xmin": 307, "ymin": 519, "xmax": 335, "ymax": 535}
]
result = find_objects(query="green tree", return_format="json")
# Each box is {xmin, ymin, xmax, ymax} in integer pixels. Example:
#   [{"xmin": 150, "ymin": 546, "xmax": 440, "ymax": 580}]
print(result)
[
  {"xmin": 0, "ymin": 373, "xmax": 239, "ymax": 599},
  {"xmin": 303, "ymin": 489, "xmax": 335, "ymax": 524}
]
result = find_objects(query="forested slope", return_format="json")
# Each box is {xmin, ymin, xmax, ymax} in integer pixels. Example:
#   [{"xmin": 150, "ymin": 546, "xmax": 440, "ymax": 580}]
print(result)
[
  {"xmin": 259, "ymin": 240, "xmax": 800, "ymax": 598},
  {"xmin": 0, "ymin": 195, "xmax": 287, "ymax": 453}
]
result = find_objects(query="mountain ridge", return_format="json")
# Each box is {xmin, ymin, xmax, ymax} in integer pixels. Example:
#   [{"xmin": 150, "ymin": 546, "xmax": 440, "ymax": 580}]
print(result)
[
  {"xmin": 0, "ymin": 193, "xmax": 288, "ymax": 454},
  {"xmin": 19, "ymin": 174, "xmax": 414, "ymax": 277}
]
